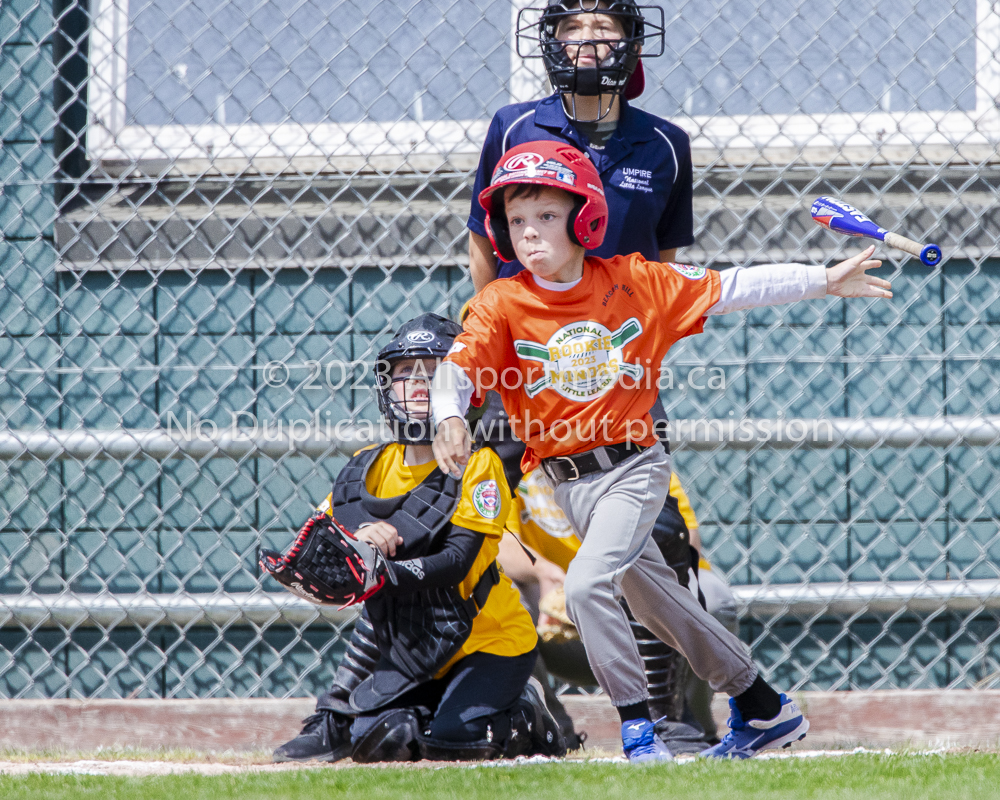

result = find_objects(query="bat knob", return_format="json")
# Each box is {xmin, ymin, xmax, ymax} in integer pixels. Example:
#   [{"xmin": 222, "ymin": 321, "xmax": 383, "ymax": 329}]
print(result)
[{"xmin": 920, "ymin": 244, "xmax": 942, "ymax": 267}]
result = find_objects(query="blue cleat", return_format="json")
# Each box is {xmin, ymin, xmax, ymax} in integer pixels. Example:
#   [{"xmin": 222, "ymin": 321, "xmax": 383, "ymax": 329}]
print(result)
[
  {"xmin": 621, "ymin": 718, "xmax": 674, "ymax": 763},
  {"xmin": 700, "ymin": 694, "xmax": 809, "ymax": 759}
]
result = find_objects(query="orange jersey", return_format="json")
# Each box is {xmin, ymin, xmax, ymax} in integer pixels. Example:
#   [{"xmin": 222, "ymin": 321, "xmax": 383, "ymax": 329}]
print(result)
[{"xmin": 448, "ymin": 254, "xmax": 721, "ymax": 472}]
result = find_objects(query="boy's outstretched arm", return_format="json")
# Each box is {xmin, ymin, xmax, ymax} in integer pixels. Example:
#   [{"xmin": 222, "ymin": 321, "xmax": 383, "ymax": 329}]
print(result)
[
  {"xmin": 431, "ymin": 360, "xmax": 474, "ymax": 478},
  {"xmin": 431, "ymin": 293, "xmax": 510, "ymax": 478},
  {"xmin": 432, "ymin": 417, "xmax": 471, "ymax": 479},
  {"xmin": 826, "ymin": 245, "xmax": 892, "ymax": 298},
  {"xmin": 703, "ymin": 245, "xmax": 891, "ymax": 316}
]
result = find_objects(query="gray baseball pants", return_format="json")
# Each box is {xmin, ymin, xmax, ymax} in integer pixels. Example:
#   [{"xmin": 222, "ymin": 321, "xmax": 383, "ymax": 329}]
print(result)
[{"xmin": 553, "ymin": 444, "xmax": 757, "ymax": 707}]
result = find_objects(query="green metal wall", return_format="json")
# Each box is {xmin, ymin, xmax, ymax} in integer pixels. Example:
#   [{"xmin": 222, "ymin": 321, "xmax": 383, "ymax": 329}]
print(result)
[{"xmin": 2, "ymin": 0, "xmax": 999, "ymax": 697}]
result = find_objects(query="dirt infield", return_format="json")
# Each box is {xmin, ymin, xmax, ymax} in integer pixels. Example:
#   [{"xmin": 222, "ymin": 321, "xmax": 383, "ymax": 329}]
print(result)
[{"xmin": 2, "ymin": 691, "xmax": 999, "ymax": 755}]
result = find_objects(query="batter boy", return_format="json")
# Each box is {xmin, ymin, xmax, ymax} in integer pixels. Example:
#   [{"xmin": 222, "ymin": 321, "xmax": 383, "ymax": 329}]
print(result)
[{"xmin": 431, "ymin": 140, "xmax": 892, "ymax": 762}]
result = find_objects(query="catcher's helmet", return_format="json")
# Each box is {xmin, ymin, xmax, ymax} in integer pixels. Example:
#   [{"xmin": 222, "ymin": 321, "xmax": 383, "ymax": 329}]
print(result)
[
  {"xmin": 375, "ymin": 313, "xmax": 463, "ymax": 444},
  {"xmin": 516, "ymin": 1, "xmax": 665, "ymax": 120},
  {"xmin": 478, "ymin": 140, "xmax": 609, "ymax": 262}
]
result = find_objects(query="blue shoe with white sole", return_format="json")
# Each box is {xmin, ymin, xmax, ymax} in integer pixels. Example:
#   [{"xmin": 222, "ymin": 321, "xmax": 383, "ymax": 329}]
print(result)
[
  {"xmin": 622, "ymin": 718, "xmax": 674, "ymax": 763},
  {"xmin": 699, "ymin": 694, "xmax": 808, "ymax": 759}
]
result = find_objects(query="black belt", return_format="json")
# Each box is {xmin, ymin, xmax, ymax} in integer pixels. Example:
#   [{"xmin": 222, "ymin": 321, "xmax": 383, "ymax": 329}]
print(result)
[{"xmin": 541, "ymin": 441, "xmax": 647, "ymax": 484}]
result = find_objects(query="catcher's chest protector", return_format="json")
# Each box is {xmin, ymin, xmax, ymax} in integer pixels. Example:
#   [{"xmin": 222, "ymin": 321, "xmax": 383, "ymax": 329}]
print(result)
[
  {"xmin": 331, "ymin": 446, "xmax": 495, "ymax": 713},
  {"xmin": 331, "ymin": 445, "xmax": 461, "ymax": 558}
]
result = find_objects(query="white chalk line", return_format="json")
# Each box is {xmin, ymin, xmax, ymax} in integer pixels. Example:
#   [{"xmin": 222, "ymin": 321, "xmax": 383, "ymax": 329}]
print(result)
[{"xmin": 0, "ymin": 748, "xmax": 960, "ymax": 777}]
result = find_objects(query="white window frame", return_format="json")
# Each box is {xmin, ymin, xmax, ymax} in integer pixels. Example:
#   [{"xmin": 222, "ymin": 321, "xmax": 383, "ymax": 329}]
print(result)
[{"xmin": 87, "ymin": 0, "xmax": 1000, "ymax": 170}]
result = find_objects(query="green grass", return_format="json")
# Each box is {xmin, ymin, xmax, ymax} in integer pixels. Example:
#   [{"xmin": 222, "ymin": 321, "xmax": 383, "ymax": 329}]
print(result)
[{"xmin": 4, "ymin": 754, "xmax": 1000, "ymax": 800}]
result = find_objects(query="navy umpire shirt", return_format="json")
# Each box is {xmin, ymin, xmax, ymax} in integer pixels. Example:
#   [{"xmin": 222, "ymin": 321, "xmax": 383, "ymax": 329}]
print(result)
[{"xmin": 468, "ymin": 93, "xmax": 695, "ymax": 279}]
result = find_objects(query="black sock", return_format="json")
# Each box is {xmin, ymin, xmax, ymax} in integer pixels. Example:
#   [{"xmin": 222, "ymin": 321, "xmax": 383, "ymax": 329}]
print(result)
[
  {"xmin": 732, "ymin": 675, "xmax": 782, "ymax": 722},
  {"xmin": 617, "ymin": 701, "xmax": 651, "ymax": 724}
]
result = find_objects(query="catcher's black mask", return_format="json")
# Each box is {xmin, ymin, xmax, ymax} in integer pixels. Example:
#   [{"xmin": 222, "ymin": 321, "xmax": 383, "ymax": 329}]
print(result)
[
  {"xmin": 375, "ymin": 313, "xmax": 464, "ymax": 445},
  {"xmin": 516, "ymin": 0, "xmax": 665, "ymax": 121}
]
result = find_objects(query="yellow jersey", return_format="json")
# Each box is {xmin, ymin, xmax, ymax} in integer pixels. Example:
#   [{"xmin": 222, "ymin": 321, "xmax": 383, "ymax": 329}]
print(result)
[{"xmin": 323, "ymin": 444, "xmax": 538, "ymax": 678}]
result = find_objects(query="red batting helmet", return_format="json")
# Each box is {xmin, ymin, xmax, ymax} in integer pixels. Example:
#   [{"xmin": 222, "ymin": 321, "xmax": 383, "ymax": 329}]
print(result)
[{"xmin": 478, "ymin": 141, "xmax": 609, "ymax": 262}]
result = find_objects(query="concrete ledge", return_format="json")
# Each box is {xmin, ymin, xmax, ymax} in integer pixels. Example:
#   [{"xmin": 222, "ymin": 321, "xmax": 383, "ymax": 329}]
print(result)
[
  {"xmin": 0, "ymin": 698, "xmax": 315, "ymax": 753},
  {"xmin": 1, "ymin": 691, "xmax": 998, "ymax": 754},
  {"xmin": 787, "ymin": 690, "xmax": 1000, "ymax": 750}
]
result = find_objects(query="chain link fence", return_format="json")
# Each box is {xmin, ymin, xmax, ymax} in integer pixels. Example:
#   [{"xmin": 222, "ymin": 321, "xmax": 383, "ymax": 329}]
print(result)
[{"xmin": 2, "ymin": 0, "xmax": 999, "ymax": 699}]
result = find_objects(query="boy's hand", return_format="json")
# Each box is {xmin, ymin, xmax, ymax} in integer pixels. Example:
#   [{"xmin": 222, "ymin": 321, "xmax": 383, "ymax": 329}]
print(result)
[
  {"xmin": 826, "ymin": 245, "xmax": 892, "ymax": 298},
  {"xmin": 355, "ymin": 521, "xmax": 403, "ymax": 557},
  {"xmin": 433, "ymin": 417, "xmax": 471, "ymax": 478}
]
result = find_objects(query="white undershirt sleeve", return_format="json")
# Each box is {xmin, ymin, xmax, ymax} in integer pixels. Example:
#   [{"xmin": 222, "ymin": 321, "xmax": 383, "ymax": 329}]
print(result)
[
  {"xmin": 431, "ymin": 360, "xmax": 475, "ymax": 430},
  {"xmin": 705, "ymin": 264, "xmax": 828, "ymax": 315}
]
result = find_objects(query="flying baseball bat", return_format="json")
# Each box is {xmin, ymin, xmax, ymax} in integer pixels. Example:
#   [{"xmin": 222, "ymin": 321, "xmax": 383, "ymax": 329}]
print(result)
[{"xmin": 811, "ymin": 196, "xmax": 942, "ymax": 267}]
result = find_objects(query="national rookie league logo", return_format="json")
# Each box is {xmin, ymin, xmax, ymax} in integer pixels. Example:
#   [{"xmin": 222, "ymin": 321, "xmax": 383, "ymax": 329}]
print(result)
[
  {"xmin": 513, "ymin": 318, "xmax": 645, "ymax": 400},
  {"xmin": 472, "ymin": 480, "xmax": 501, "ymax": 519},
  {"xmin": 669, "ymin": 262, "xmax": 706, "ymax": 280}
]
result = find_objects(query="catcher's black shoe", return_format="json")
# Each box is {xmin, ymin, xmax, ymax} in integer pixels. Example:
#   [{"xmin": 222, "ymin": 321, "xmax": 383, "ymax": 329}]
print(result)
[{"xmin": 273, "ymin": 710, "xmax": 352, "ymax": 763}]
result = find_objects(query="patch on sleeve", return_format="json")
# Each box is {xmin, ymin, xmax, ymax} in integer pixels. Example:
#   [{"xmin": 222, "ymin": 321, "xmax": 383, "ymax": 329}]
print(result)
[
  {"xmin": 471, "ymin": 479, "xmax": 501, "ymax": 519},
  {"xmin": 668, "ymin": 262, "xmax": 707, "ymax": 280}
]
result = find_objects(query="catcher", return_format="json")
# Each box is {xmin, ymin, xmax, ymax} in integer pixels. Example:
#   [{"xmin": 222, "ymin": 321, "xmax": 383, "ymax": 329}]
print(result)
[{"xmin": 263, "ymin": 313, "xmax": 565, "ymax": 763}]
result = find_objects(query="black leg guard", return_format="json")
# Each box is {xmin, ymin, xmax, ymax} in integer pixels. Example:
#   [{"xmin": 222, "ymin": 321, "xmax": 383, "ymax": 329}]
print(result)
[
  {"xmin": 276, "ymin": 612, "xmax": 381, "ymax": 762},
  {"xmin": 350, "ymin": 707, "xmax": 421, "ymax": 763},
  {"xmin": 650, "ymin": 494, "xmax": 693, "ymax": 588},
  {"xmin": 417, "ymin": 677, "xmax": 567, "ymax": 761},
  {"xmin": 532, "ymin": 660, "xmax": 585, "ymax": 751},
  {"xmin": 626, "ymin": 608, "xmax": 710, "ymax": 755},
  {"xmin": 317, "ymin": 612, "xmax": 381, "ymax": 716},
  {"xmin": 509, "ymin": 676, "xmax": 568, "ymax": 757},
  {"xmin": 636, "ymin": 494, "xmax": 712, "ymax": 753},
  {"xmin": 627, "ymin": 611, "xmax": 688, "ymax": 723}
]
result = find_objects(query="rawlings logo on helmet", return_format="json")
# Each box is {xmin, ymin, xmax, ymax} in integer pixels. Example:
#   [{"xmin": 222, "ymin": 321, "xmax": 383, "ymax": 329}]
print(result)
[
  {"xmin": 406, "ymin": 330, "xmax": 434, "ymax": 344},
  {"xmin": 495, "ymin": 157, "xmax": 577, "ymax": 188},
  {"xmin": 503, "ymin": 152, "xmax": 545, "ymax": 171}
]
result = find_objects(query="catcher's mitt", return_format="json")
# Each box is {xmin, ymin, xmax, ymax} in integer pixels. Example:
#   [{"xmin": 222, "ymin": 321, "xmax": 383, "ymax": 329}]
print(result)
[
  {"xmin": 260, "ymin": 513, "xmax": 392, "ymax": 607},
  {"xmin": 537, "ymin": 586, "xmax": 578, "ymax": 644}
]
